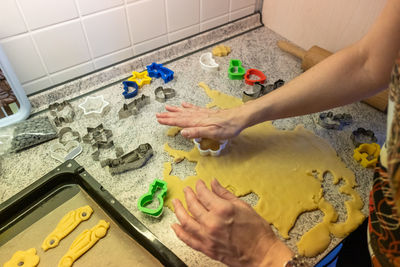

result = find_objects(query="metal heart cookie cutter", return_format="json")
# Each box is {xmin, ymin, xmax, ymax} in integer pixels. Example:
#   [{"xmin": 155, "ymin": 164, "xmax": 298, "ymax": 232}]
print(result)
[
  {"xmin": 155, "ymin": 87, "xmax": 176, "ymax": 103},
  {"xmin": 118, "ymin": 94, "xmax": 150, "ymax": 119},
  {"xmin": 200, "ymin": 52, "xmax": 219, "ymax": 72},
  {"xmin": 50, "ymin": 140, "xmax": 82, "ymax": 162},
  {"xmin": 59, "ymin": 127, "xmax": 81, "ymax": 145},
  {"xmin": 193, "ymin": 138, "xmax": 228, "ymax": 156},
  {"xmin": 122, "ymin": 81, "xmax": 138, "ymax": 99},
  {"xmin": 138, "ymin": 179, "xmax": 167, "ymax": 217},
  {"xmin": 78, "ymin": 95, "xmax": 110, "ymax": 116},
  {"xmin": 350, "ymin": 127, "xmax": 377, "ymax": 147},
  {"xmin": 353, "ymin": 143, "xmax": 380, "ymax": 168}
]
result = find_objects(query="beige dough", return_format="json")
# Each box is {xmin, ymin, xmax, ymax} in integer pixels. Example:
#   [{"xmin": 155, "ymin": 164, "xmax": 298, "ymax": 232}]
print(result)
[
  {"xmin": 163, "ymin": 82, "xmax": 365, "ymax": 257},
  {"xmin": 167, "ymin": 127, "xmax": 182, "ymax": 137}
]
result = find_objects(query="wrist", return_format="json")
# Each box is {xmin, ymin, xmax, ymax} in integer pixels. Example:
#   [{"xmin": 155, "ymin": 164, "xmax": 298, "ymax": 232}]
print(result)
[{"xmin": 260, "ymin": 239, "xmax": 294, "ymax": 267}]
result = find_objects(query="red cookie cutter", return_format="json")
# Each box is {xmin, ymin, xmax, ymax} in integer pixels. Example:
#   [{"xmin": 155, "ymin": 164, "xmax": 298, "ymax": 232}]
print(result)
[{"xmin": 244, "ymin": 69, "xmax": 267, "ymax": 86}]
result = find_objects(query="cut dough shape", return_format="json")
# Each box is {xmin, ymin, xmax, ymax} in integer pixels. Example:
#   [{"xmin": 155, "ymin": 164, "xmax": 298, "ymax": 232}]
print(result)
[
  {"xmin": 3, "ymin": 248, "xmax": 39, "ymax": 267},
  {"xmin": 42, "ymin": 205, "xmax": 93, "ymax": 251},
  {"xmin": 58, "ymin": 220, "xmax": 110, "ymax": 267},
  {"xmin": 163, "ymin": 82, "xmax": 365, "ymax": 257}
]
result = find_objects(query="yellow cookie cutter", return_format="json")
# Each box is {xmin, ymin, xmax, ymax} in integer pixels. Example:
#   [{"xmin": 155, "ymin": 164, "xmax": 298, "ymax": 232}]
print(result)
[
  {"xmin": 128, "ymin": 70, "xmax": 152, "ymax": 88},
  {"xmin": 353, "ymin": 143, "xmax": 380, "ymax": 168}
]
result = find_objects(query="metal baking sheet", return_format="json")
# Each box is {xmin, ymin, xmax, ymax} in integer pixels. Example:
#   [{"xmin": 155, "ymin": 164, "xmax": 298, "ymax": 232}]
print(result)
[{"xmin": 0, "ymin": 159, "xmax": 186, "ymax": 267}]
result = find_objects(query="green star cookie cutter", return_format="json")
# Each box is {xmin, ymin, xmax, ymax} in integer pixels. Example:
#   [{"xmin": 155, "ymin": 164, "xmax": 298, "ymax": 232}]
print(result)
[
  {"xmin": 228, "ymin": 59, "xmax": 246, "ymax": 80},
  {"xmin": 138, "ymin": 179, "xmax": 168, "ymax": 217}
]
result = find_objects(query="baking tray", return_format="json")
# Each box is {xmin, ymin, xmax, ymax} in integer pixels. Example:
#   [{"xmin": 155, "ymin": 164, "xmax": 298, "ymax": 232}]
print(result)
[{"xmin": 0, "ymin": 159, "xmax": 186, "ymax": 267}]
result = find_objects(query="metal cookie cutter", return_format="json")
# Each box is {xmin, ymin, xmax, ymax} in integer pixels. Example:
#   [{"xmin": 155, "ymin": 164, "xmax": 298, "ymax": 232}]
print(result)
[
  {"xmin": 146, "ymin": 62, "xmax": 174, "ymax": 83},
  {"xmin": 228, "ymin": 59, "xmax": 245, "ymax": 80},
  {"xmin": 122, "ymin": 81, "xmax": 139, "ymax": 99},
  {"xmin": 155, "ymin": 87, "xmax": 176, "ymax": 103},
  {"xmin": 200, "ymin": 52, "xmax": 219, "ymax": 72},
  {"xmin": 193, "ymin": 138, "xmax": 228, "ymax": 156},
  {"xmin": 138, "ymin": 179, "xmax": 167, "ymax": 217},
  {"xmin": 273, "ymin": 79, "xmax": 285, "ymax": 89},
  {"xmin": 128, "ymin": 71, "xmax": 152, "ymax": 88},
  {"xmin": 59, "ymin": 127, "xmax": 81, "ymax": 145},
  {"xmin": 78, "ymin": 95, "xmax": 109, "ymax": 116},
  {"xmin": 100, "ymin": 143, "xmax": 153, "ymax": 175},
  {"xmin": 353, "ymin": 143, "xmax": 380, "ymax": 168},
  {"xmin": 318, "ymin": 112, "xmax": 352, "ymax": 130},
  {"xmin": 49, "ymin": 100, "xmax": 75, "ymax": 127},
  {"xmin": 82, "ymin": 124, "xmax": 114, "ymax": 161},
  {"xmin": 244, "ymin": 69, "xmax": 266, "ymax": 86},
  {"xmin": 50, "ymin": 140, "xmax": 82, "ymax": 163},
  {"xmin": 350, "ymin": 127, "xmax": 377, "ymax": 147},
  {"xmin": 118, "ymin": 94, "xmax": 150, "ymax": 119},
  {"xmin": 242, "ymin": 82, "xmax": 272, "ymax": 102}
]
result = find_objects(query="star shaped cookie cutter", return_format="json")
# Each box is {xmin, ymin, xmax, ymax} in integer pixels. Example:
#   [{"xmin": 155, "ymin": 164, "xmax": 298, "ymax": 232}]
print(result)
[
  {"xmin": 193, "ymin": 138, "xmax": 228, "ymax": 156},
  {"xmin": 128, "ymin": 70, "xmax": 152, "ymax": 88},
  {"xmin": 353, "ymin": 143, "xmax": 380, "ymax": 168},
  {"xmin": 199, "ymin": 52, "xmax": 219, "ymax": 72},
  {"xmin": 78, "ymin": 95, "xmax": 109, "ymax": 116},
  {"xmin": 137, "ymin": 179, "xmax": 167, "ymax": 217}
]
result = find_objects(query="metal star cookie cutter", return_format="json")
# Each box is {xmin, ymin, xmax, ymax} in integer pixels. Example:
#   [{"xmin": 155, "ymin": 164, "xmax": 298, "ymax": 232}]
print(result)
[
  {"xmin": 118, "ymin": 94, "xmax": 150, "ymax": 119},
  {"xmin": 137, "ymin": 179, "xmax": 167, "ymax": 217},
  {"xmin": 350, "ymin": 127, "xmax": 377, "ymax": 147},
  {"xmin": 199, "ymin": 52, "xmax": 219, "ymax": 72},
  {"xmin": 155, "ymin": 87, "xmax": 176, "ymax": 103},
  {"xmin": 78, "ymin": 95, "xmax": 109, "ymax": 116},
  {"xmin": 353, "ymin": 143, "xmax": 380, "ymax": 168},
  {"xmin": 59, "ymin": 127, "xmax": 81, "ymax": 145},
  {"xmin": 50, "ymin": 140, "xmax": 82, "ymax": 163},
  {"xmin": 49, "ymin": 100, "xmax": 75, "ymax": 127},
  {"xmin": 100, "ymin": 143, "xmax": 153, "ymax": 175},
  {"xmin": 193, "ymin": 138, "xmax": 228, "ymax": 156}
]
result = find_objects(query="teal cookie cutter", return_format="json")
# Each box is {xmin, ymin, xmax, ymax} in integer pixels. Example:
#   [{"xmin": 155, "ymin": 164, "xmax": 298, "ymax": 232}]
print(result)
[
  {"xmin": 138, "ymin": 179, "xmax": 168, "ymax": 217},
  {"xmin": 228, "ymin": 59, "xmax": 245, "ymax": 80}
]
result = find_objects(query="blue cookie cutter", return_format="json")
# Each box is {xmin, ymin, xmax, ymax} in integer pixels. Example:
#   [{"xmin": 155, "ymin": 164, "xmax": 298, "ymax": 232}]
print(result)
[
  {"xmin": 146, "ymin": 62, "xmax": 174, "ymax": 83},
  {"xmin": 122, "ymin": 81, "xmax": 139, "ymax": 99}
]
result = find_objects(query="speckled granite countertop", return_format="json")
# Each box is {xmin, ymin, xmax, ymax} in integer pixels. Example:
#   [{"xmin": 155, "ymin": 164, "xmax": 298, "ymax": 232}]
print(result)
[{"xmin": 0, "ymin": 14, "xmax": 387, "ymax": 266}]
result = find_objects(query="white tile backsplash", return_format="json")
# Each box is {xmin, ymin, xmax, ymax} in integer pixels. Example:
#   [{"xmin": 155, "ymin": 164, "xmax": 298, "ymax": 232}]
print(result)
[
  {"xmin": 166, "ymin": 0, "xmax": 200, "ymax": 32},
  {"xmin": 83, "ymin": 7, "xmax": 131, "ymax": 58},
  {"xmin": 127, "ymin": 0, "xmax": 167, "ymax": 44},
  {"xmin": 200, "ymin": 0, "xmax": 229, "ymax": 22},
  {"xmin": 76, "ymin": 0, "xmax": 124, "ymax": 16},
  {"xmin": 0, "ymin": 0, "xmax": 258, "ymax": 91},
  {"xmin": 33, "ymin": 21, "xmax": 91, "ymax": 73},
  {"xmin": 18, "ymin": 0, "xmax": 79, "ymax": 30},
  {"xmin": 0, "ymin": 0, "xmax": 27, "ymax": 39},
  {"xmin": 1, "ymin": 35, "xmax": 47, "ymax": 83}
]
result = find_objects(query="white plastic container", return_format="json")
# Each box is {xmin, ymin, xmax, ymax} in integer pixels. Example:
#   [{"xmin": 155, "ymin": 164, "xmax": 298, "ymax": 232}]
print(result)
[{"xmin": 0, "ymin": 44, "xmax": 31, "ymax": 128}]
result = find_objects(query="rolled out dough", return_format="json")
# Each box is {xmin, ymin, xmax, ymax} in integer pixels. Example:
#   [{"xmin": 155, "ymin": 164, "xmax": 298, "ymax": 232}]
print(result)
[{"xmin": 163, "ymin": 82, "xmax": 365, "ymax": 257}]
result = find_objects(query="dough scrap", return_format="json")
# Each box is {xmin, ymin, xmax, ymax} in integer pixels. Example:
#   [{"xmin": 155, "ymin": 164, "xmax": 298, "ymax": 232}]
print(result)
[
  {"xmin": 163, "ymin": 82, "xmax": 365, "ymax": 257},
  {"xmin": 167, "ymin": 127, "xmax": 182, "ymax": 137},
  {"xmin": 3, "ymin": 248, "xmax": 39, "ymax": 267},
  {"xmin": 58, "ymin": 220, "xmax": 110, "ymax": 267},
  {"xmin": 42, "ymin": 205, "xmax": 93, "ymax": 251}
]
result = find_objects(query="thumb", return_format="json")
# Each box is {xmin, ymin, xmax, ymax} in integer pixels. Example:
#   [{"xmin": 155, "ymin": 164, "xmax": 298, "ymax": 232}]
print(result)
[{"xmin": 211, "ymin": 178, "xmax": 237, "ymax": 201}]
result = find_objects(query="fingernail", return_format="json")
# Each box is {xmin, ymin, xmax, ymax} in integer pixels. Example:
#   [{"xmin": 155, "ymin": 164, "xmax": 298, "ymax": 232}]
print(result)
[{"xmin": 181, "ymin": 129, "xmax": 188, "ymax": 136}]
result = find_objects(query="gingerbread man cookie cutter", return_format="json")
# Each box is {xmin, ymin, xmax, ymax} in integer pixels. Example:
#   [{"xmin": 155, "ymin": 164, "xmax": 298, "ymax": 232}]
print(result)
[
  {"xmin": 138, "ymin": 179, "xmax": 167, "ymax": 217},
  {"xmin": 193, "ymin": 138, "xmax": 228, "ymax": 156},
  {"xmin": 353, "ymin": 143, "xmax": 380, "ymax": 168}
]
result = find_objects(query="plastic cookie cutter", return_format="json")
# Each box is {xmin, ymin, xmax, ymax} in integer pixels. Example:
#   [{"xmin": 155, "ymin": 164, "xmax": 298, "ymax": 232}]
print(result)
[
  {"xmin": 212, "ymin": 44, "xmax": 231, "ymax": 57},
  {"xmin": 244, "ymin": 69, "xmax": 267, "ymax": 85},
  {"xmin": 49, "ymin": 100, "xmax": 75, "ymax": 127},
  {"xmin": 118, "ymin": 94, "xmax": 150, "ymax": 119},
  {"xmin": 58, "ymin": 220, "xmax": 109, "ymax": 267},
  {"xmin": 146, "ymin": 62, "xmax": 174, "ymax": 83},
  {"xmin": 122, "ymin": 81, "xmax": 139, "ymax": 99},
  {"xmin": 50, "ymin": 140, "xmax": 83, "ymax": 163},
  {"xmin": 353, "ymin": 143, "xmax": 380, "ymax": 168},
  {"xmin": 350, "ymin": 127, "xmax": 377, "ymax": 147},
  {"xmin": 127, "ymin": 71, "xmax": 152, "ymax": 88},
  {"xmin": 228, "ymin": 59, "xmax": 246, "ymax": 80},
  {"xmin": 100, "ymin": 143, "xmax": 153, "ymax": 175},
  {"xmin": 155, "ymin": 87, "xmax": 176, "ymax": 103},
  {"xmin": 58, "ymin": 127, "xmax": 81, "ymax": 145},
  {"xmin": 193, "ymin": 138, "xmax": 228, "ymax": 156},
  {"xmin": 78, "ymin": 95, "xmax": 109, "ymax": 116},
  {"xmin": 42, "ymin": 205, "xmax": 93, "ymax": 251},
  {"xmin": 200, "ymin": 52, "xmax": 219, "ymax": 72},
  {"xmin": 138, "ymin": 179, "xmax": 167, "ymax": 217},
  {"xmin": 3, "ymin": 248, "xmax": 40, "ymax": 267}
]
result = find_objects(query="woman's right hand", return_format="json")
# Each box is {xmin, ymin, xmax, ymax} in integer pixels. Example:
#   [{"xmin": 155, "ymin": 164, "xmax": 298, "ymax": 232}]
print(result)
[{"xmin": 156, "ymin": 102, "xmax": 247, "ymax": 140}]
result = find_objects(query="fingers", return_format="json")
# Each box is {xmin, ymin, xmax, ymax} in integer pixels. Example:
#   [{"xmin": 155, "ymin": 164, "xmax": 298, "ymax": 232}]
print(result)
[
  {"xmin": 171, "ymin": 223, "xmax": 203, "ymax": 251},
  {"xmin": 195, "ymin": 180, "xmax": 225, "ymax": 210},
  {"xmin": 181, "ymin": 126, "xmax": 220, "ymax": 139},
  {"xmin": 173, "ymin": 199, "xmax": 203, "ymax": 237},
  {"xmin": 211, "ymin": 178, "xmax": 237, "ymax": 201},
  {"xmin": 184, "ymin": 186, "xmax": 209, "ymax": 224}
]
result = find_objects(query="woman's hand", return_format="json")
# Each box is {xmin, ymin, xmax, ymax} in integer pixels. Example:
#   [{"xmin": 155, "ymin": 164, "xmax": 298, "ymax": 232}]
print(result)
[
  {"xmin": 172, "ymin": 178, "xmax": 293, "ymax": 267},
  {"xmin": 156, "ymin": 102, "xmax": 246, "ymax": 140}
]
